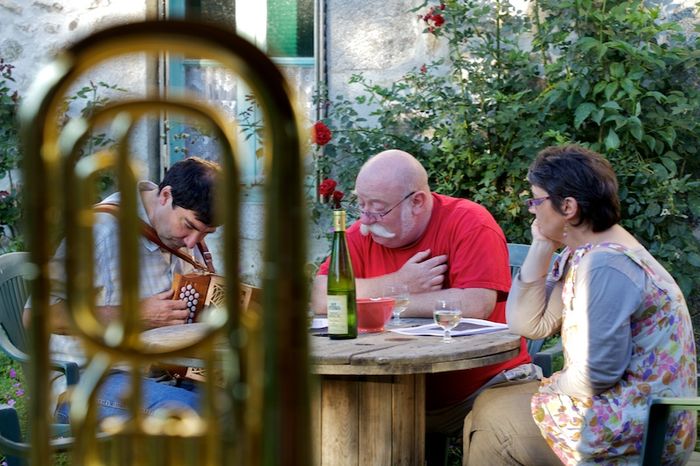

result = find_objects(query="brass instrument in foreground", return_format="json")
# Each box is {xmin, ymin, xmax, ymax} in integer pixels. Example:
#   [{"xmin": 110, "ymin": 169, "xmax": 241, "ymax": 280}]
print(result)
[{"xmin": 18, "ymin": 20, "xmax": 310, "ymax": 466}]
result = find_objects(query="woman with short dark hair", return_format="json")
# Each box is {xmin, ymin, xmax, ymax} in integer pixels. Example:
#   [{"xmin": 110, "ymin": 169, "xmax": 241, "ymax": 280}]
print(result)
[
  {"xmin": 526, "ymin": 145, "xmax": 621, "ymax": 232},
  {"xmin": 463, "ymin": 145, "xmax": 696, "ymax": 465}
]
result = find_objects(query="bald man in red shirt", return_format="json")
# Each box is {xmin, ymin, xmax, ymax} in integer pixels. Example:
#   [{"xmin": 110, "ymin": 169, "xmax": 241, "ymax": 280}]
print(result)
[{"xmin": 312, "ymin": 150, "xmax": 535, "ymax": 464}]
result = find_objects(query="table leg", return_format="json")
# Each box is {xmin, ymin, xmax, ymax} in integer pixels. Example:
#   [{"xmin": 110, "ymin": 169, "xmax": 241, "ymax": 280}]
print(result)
[
  {"xmin": 313, "ymin": 374, "xmax": 425, "ymax": 466},
  {"xmin": 391, "ymin": 374, "xmax": 425, "ymax": 465}
]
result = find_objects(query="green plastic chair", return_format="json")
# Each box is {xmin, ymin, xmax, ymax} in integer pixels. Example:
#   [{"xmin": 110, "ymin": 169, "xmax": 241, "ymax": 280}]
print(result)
[
  {"xmin": 507, "ymin": 243, "xmax": 561, "ymax": 377},
  {"xmin": 0, "ymin": 252, "xmax": 32, "ymax": 354},
  {"xmin": 640, "ymin": 396, "xmax": 700, "ymax": 465},
  {"xmin": 0, "ymin": 252, "xmax": 78, "ymax": 466}
]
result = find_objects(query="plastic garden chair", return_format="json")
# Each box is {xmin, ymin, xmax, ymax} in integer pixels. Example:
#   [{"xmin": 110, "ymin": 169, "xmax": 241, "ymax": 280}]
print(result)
[
  {"xmin": 0, "ymin": 252, "xmax": 78, "ymax": 466},
  {"xmin": 507, "ymin": 243, "xmax": 562, "ymax": 377},
  {"xmin": 640, "ymin": 396, "xmax": 700, "ymax": 465}
]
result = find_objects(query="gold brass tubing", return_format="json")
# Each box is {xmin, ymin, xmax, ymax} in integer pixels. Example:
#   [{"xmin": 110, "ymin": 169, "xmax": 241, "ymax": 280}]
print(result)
[
  {"xmin": 59, "ymin": 98, "xmax": 239, "ymax": 352},
  {"xmin": 61, "ymin": 100, "xmax": 238, "ymax": 466},
  {"xmin": 61, "ymin": 101, "xmax": 237, "ymax": 465},
  {"xmin": 19, "ymin": 19, "xmax": 308, "ymax": 466},
  {"xmin": 70, "ymin": 354, "xmax": 111, "ymax": 465}
]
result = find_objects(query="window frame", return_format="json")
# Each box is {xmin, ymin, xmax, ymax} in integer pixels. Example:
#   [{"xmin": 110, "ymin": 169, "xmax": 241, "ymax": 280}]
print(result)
[{"xmin": 163, "ymin": 0, "xmax": 321, "ymax": 186}]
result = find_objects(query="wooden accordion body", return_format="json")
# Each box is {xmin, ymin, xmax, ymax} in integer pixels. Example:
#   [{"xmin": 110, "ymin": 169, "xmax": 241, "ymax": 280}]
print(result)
[{"xmin": 172, "ymin": 272, "xmax": 226, "ymax": 323}]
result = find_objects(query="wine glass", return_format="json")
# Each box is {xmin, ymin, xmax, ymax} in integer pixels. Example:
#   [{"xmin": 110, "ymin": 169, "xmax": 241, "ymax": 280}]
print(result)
[
  {"xmin": 384, "ymin": 284, "xmax": 410, "ymax": 325},
  {"xmin": 433, "ymin": 300, "xmax": 462, "ymax": 343}
]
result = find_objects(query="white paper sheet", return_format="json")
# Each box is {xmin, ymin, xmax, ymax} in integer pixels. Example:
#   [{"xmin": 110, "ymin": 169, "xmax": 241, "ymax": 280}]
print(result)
[
  {"xmin": 389, "ymin": 318, "xmax": 507, "ymax": 337},
  {"xmin": 310, "ymin": 317, "xmax": 328, "ymax": 329}
]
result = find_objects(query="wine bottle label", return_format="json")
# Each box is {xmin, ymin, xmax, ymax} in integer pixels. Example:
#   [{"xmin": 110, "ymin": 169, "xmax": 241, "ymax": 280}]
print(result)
[{"xmin": 327, "ymin": 294, "xmax": 349, "ymax": 334}]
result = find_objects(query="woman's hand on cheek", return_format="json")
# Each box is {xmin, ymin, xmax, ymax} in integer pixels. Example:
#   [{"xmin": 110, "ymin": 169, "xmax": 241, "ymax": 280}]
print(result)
[{"xmin": 531, "ymin": 219, "xmax": 562, "ymax": 251}]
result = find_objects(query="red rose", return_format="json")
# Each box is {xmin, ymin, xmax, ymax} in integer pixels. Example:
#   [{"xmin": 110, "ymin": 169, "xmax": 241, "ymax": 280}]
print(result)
[
  {"xmin": 439, "ymin": 3, "xmax": 445, "ymax": 10},
  {"xmin": 332, "ymin": 190, "xmax": 344, "ymax": 209},
  {"xmin": 432, "ymin": 14, "xmax": 445, "ymax": 27},
  {"xmin": 318, "ymin": 178, "xmax": 337, "ymax": 197},
  {"xmin": 311, "ymin": 121, "xmax": 332, "ymax": 146},
  {"xmin": 420, "ymin": 64, "xmax": 427, "ymax": 74}
]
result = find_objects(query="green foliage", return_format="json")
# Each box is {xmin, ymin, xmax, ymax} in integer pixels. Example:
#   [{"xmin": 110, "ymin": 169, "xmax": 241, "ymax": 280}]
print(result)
[
  {"xmin": 315, "ymin": 0, "xmax": 700, "ymax": 299},
  {"xmin": 61, "ymin": 80, "xmax": 127, "ymax": 194},
  {"xmin": 0, "ymin": 353, "xmax": 71, "ymax": 466},
  {"xmin": 0, "ymin": 63, "xmax": 127, "ymax": 253},
  {"xmin": 0, "ymin": 60, "xmax": 24, "ymax": 252},
  {"xmin": 0, "ymin": 353, "xmax": 27, "ymax": 465},
  {"xmin": 0, "ymin": 354, "xmax": 26, "ymax": 417}
]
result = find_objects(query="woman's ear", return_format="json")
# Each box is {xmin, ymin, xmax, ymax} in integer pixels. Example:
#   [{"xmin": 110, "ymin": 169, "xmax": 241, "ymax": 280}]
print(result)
[{"xmin": 561, "ymin": 197, "xmax": 579, "ymax": 220}]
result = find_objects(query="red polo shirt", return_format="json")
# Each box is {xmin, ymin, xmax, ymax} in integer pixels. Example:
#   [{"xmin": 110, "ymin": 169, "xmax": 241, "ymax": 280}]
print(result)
[{"xmin": 318, "ymin": 193, "xmax": 530, "ymax": 409}]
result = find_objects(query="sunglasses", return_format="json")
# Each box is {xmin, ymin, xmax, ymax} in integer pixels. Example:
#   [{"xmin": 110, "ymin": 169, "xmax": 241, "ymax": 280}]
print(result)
[{"xmin": 524, "ymin": 196, "xmax": 550, "ymax": 208}]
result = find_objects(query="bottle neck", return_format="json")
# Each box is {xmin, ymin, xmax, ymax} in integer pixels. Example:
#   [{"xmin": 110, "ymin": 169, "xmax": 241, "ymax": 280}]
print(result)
[{"xmin": 332, "ymin": 210, "xmax": 346, "ymax": 232}]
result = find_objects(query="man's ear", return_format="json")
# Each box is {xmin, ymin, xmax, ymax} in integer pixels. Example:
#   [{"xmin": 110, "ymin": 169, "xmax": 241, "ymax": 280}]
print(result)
[
  {"xmin": 412, "ymin": 190, "xmax": 428, "ymax": 209},
  {"xmin": 159, "ymin": 186, "xmax": 173, "ymax": 206}
]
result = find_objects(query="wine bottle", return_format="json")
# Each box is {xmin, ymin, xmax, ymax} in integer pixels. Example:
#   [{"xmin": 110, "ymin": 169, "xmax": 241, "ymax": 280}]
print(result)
[{"xmin": 327, "ymin": 209, "xmax": 357, "ymax": 339}]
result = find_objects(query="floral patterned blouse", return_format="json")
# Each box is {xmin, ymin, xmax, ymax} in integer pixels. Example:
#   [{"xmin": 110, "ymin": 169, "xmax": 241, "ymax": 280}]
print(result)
[{"xmin": 508, "ymin": 242, "xmax": 696, "ymax": 465}]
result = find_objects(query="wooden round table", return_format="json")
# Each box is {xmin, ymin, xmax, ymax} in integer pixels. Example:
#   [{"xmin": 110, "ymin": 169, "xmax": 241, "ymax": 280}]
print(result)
[{"xmin": 309, "ymin": 321, "xmax": 522, "ymax": 466}]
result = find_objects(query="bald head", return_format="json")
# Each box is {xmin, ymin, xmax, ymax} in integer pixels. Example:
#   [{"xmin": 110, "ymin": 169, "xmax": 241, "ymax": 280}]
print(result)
[
  {"xmin": 354, "ymin": 150, "xmax": 433, "ymax": 248},
  {"xmin": 356, "ymin": 150, "xmax": 430, "ymax": 194}
]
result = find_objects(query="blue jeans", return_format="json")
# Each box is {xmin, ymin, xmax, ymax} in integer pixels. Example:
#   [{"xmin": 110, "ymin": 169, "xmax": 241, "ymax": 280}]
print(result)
[{"xmin": 55, "ymin": 371, "xmax": 200, "ymax": 423}]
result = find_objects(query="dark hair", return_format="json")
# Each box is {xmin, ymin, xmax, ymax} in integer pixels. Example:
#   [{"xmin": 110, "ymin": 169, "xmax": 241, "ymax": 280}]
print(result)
[
  {"xmin": 159, "ymin": 157, "xmax": 221, "ymax": 226},
  {"xmin": 527, "ymin": 145, "xmax": 621, "ymax": 232}
]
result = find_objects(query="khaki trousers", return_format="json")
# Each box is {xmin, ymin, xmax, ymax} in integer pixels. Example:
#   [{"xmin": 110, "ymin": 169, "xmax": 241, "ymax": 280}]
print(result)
[{"xmin": 462, "ymin": 381, "xmax": 562, "ymax": 466}]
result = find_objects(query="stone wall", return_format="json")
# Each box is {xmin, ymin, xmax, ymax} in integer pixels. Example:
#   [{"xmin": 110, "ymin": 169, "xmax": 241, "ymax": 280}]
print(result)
[
  {"xmin": 0, "ymin": 0, "xmax": 151, "ymax": 87},
  {"xmin": 0, "ymin": 0, "xmax": 156, "ymax": 178},
  {"xmin": 325, "ymin": 0, "xmax": 445, "ymax": 106}
]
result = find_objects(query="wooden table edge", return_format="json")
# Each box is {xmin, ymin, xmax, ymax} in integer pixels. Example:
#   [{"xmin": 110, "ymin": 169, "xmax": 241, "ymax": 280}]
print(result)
[{"xmin": 310, "ymin": 347, "xmax": 521, "ymax": 375}]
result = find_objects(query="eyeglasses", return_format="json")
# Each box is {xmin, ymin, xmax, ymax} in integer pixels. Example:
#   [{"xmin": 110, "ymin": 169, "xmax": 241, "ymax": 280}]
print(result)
[
  {"xmin": 524, "ymin": 196, "xmax": 550, "ymax": 208},
  {"xmin": 360, "ymin": 191, "xmax": 416, "ymax": 222}
]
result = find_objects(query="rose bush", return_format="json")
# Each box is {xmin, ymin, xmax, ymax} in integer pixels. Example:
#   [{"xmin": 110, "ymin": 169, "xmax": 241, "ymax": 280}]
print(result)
[
  {"xmin": 0, "ymin": 59, "xmax": 24, "ymax": 252},
  {"xmin": 313, "ymin": 0, "xmax": 700, "ymax": 302}
]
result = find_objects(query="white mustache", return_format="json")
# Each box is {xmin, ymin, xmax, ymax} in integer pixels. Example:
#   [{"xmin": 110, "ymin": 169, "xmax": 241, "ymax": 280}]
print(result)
[{"xmin": 359, "ymin": 223, "xmax": 396, "ymax": 238}]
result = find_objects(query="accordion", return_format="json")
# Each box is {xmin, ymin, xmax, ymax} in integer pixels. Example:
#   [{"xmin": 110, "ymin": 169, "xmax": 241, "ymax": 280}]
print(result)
[
  {"xmin": 164, "ymin": 272, "xmax": 226, "ymax": 383},
  {"xmin": 167, "ymin": 273, "xmax": 260, "ymax": 383},
  {"xmin": 172, "ymin": 272, "xmax": 226, "ymax": 324}
]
